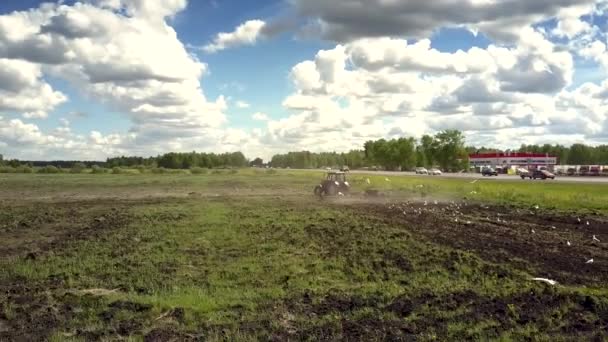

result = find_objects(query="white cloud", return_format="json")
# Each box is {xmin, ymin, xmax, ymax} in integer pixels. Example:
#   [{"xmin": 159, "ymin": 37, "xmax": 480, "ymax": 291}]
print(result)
[
  {"xmin": 235, "ymin": 100, "xmax": 251, "ymax": 109},
  {"xmin": 293, "ymin": 0, "xmax": 597, "ymax": 42},
  {"xmin": 0, "ymin": 0, "xmax": 607, "ymax": 160},
  {"xmin": 252, "ymin": 112, "xmax": 269, "ymax": 121},
  {"xmin": 203, "ymin": 19, "xmax": 267, "ymax": 53},
  {"xmin": 0, "ymin": 1, "xmax": 226, "ymax": 139},
  {"xmin": 255, "ymin": 26, "xmax": 606, "ymax": 152},
  {"xmin": 0, "ymin": 58, "xmax": 67, "ymax": 118},
  {"xmin": 551, "ymin": 3, "xmax": 596, "ymax": 39}
]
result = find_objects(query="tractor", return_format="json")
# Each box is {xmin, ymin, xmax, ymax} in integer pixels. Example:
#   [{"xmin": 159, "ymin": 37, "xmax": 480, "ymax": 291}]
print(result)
[{"xmin": 314, "ymin": 171, "xmax": 350, "ymax": 197}]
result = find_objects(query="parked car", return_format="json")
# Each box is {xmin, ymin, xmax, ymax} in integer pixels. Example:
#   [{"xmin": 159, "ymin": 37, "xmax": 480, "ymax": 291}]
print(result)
[
  {"xmin": 415, "ymin": 167, "xmax": 428, "ymax": 175},
  {"xmin": 429, "ymin": 168, "xmax": 442, "ymax": 175},
  {"xmin": 522, "ymin": 169, "xmax": 555, "ymax": 180},
  {"xmin": 517, "ymin": 168, "xmax": 530, "ymax": 178},
  {"xmin": 567, "ymin": 168, "xmax": 577, "ymax": 176},
  {"xmin": 481, "ymin": 167, "xmax": 498, "ymax": 176}
]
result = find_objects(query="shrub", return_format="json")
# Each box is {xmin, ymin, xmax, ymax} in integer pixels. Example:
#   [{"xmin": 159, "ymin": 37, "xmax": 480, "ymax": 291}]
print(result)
[
  {"xmin": 111, "ymin": 167, "xmax": 123, "ymax": 174},
  {"xmin": 229, "ymin": 169, "xmax": 239, "ymax": 175},
  {"xmin": 266, "ymin": 169, "xmax": 277, "ymax": 175},
  {"xmin": 70, "ymin": 162, "xmax": 86, "ymax": 174},
  {"xmin": 190, "ymin": 167, "xmax": 207, "ymax": 175},
  {"xmin": 91, "ymin": 165, "xmax": 107, "ymax": 174},
  {"xmin": 38, "ymin": 166, "xmax": 60, "ymax": 174},
  {"xmin": 0, "ymin": 166, "xmax": 15, "ymax": 173},
  {"xmin": 211, "ymin": 169, "xmax": 223, "ymax": 175},
  {"xmin": 15, "ymin": 166, "xmax": 33, "ymax": 174},
  {"xmin": 150, "ymin": 167, "xmax": 167, "ymax": 174},
  {"xmin": 134, "ymin": 165, "xmax": 147, "ymax": 174}
]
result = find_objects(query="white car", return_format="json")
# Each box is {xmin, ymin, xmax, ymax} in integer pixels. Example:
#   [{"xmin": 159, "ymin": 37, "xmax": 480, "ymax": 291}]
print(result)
[
  {"xmin": 429, "ymin": 168, "xmax": 442, "ymax": 175},
  {"xmin": 415, "ymin": 167, "xmax": 428, "ymax": 174}
]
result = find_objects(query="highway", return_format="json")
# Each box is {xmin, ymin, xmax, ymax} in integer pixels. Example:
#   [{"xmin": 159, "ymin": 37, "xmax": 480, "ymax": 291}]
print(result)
[{"xmin": 346, "ymin": 170, "xmax": 608, "ymax": 184}]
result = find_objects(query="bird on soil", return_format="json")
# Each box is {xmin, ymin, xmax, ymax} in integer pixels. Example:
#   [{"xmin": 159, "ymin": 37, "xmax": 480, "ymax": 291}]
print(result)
[
  {"xmin": 532, "ymin": 278, "xmax": 557, "ymax": 286},
  {"xmin": 586, "ymin": 258, "xmax": 594, "ymax": 264},
  {"xmin": 593, "ymin": 235, "xmax": 601, "ymax": 243}
]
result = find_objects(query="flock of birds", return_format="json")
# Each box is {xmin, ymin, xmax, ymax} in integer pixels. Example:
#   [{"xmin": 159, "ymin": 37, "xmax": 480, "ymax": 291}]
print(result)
[{"xmin": 382, "ymin": 199, "xmax": 602, "ymax": 287}]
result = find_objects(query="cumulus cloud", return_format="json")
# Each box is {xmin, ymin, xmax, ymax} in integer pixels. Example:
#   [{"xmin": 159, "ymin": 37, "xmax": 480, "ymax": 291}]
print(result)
[
  {"xmin": 0, "ymin": 0, "xmax": 226, "ymax": 139},
  {"xmin": 293, "ymin": 0, "xmax": 597, "ymax": 42},
  {"xmin": 203, "ymin": 20, "xmax": 267, "ymax": 53},
  {"xmin": 252, "ymin": 112, "xmax": 269, "ymax": 121},
  {"xmin": 0, "ymin": 59, "xmax": 66, "ymax": 118},
  {"xmin": 257, "ymin": 23, "xmax": 607, "ymax": 152},
  {"xmin": 0, "ymin": 0, "xmax": 607, "ymax": 160},
  {"xmin": 0, "ymin": 0, "xmax": 247, "ymax": 159},
  {"xmin": 235, "ymin": 101, "xmax": 251, "ymax": 109}
]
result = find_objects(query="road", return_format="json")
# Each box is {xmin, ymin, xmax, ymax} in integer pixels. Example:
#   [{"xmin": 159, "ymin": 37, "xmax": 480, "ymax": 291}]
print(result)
[{"xmin": 346, "ymin": 170, "xmax": 608, "ymax": 183}]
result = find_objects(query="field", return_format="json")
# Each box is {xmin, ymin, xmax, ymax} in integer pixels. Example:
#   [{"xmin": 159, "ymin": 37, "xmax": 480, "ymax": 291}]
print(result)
[{"xmin": 1, "ymin": 170, "xmax": 608, "ymax": 341}]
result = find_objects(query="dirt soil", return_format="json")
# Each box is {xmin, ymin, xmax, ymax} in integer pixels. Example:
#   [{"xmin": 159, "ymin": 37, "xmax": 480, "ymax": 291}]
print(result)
[
  {"xmin": 0, "ymin": 201, "xmax": 130, "ymax": 259},
  {"xmin": 2, "ymin": 197, "xmax": 608, "ymax": 340},
  {"xmin": 359, "ymin": 200, "xmax": 608, "ymax": 286}
]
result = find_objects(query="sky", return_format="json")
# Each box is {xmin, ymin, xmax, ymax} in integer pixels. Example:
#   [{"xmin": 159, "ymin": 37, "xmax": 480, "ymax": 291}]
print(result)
[{"xmin": 0, "ymin": 0, "xmax": 607, "ymax": 161}]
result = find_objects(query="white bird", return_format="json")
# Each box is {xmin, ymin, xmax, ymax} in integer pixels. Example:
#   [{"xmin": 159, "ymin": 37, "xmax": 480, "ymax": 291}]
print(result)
[
  {"xmin": 366, "ymin": 178, "xmax": 371, "ymax": 184},
  {"xmin": 434, "ymin": 200, "xmax": 438, "ymax": 205},
  {"xmin": 593, "ymin": 235, "xmax": 601, "ymax": 243},
  {"xmin": 532, "ymin": 278, "xmax": 557, "ymax": 286},
  {"xmin": 497, "ymin": 218, "xmax": 501, "ymax": 223},
  {"xmin": 534, "ymin": 205, "xmax": 540, "ymax": 210},
  {"xmin": 531, "ymin": 229, "xmax": 535, "ymax": 234},
  {"xmin": 586, "ymin": 258, "xmax": 594, "ymax": 264},
  {"xmin": 551, "ymin": 226, "xmax": 556, "ymax": 230},
  {"xmin": 586, "ymin": 221, "xmax": 590, "ymax": 226},
  {"xmin": 385, "ymin": 177, "xmax": 390, "ymax": 182},
  {"xmin": 424, "ymin": 201, "xmax": 428, "ymax": 206},
  {"xmin": 338, "ymin": 192, "xmax": 344, "ymax": 196},
  {"xmin": 567, "ymin": 241, "xmax": 571, "ymax": 246},
  {"xmin": 455, "ymin": 218, "xmax": 459, "ymax": 223},
  {"xmin": 466, "ymin": 221, "xmax": 472, "ymax": 225},
  {"xmin": 577, "ymin": 217, "xmax": 581, "ymax": 223}
]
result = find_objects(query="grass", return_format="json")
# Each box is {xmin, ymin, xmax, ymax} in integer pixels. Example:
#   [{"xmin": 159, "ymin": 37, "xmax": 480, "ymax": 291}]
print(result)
[
  {"xmin": 0, "ymin": 170, "xmax": 607, "ymax": 340},
  {"xmin": 1, "ymin": 169, "xmax": 608, "ymax": 212}
]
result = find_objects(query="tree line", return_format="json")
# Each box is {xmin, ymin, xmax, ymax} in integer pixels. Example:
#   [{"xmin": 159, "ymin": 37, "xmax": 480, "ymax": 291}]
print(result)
[
  {"xmin": 270, "ymin": 130, "xmax": 469, "ymax": 172},
  {"xmin": 269, "ymin": 151, "xmax": 367, "ymax": 169},
  {"xmin": 106, "ymin": 152, "xmax": 248, "ymax": 169},
  {"xmin": 3, "ymin": 132, "xmax": 608, "ymax": 171},
  {"xmin": 0, "ymin": 152, "xmax": 248, "ymax": 170}
]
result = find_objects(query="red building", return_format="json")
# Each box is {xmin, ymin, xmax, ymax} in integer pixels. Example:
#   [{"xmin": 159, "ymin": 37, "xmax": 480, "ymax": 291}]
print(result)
[{"xmin": 469, "ymin": 152, "xmax": 557, "ymax": 170}]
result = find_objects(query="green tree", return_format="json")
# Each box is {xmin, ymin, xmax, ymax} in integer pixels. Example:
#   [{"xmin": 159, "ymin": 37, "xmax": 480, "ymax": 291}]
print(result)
[{"xmin": 433, "ymin": 130, "xmax": 467, "ymax": 172}]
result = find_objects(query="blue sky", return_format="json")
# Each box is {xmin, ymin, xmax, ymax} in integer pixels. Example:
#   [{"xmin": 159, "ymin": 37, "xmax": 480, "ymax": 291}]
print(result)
[{"xmin": 0, "ymin": 0, "xmax": 607, "ymax": 160}]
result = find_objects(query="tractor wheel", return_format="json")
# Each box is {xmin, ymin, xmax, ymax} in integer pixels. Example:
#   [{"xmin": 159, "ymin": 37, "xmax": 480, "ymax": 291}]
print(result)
[
  {"xmin": 314, "ymin": 185, "xmax": 323, "ymax": 198},
  {"xmin": 324, "ymin": 184, "xmax": 338, "ymax": 196}
]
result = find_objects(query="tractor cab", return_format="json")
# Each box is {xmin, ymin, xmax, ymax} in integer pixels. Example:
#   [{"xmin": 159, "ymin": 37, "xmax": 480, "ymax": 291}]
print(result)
[
  {"xmin": 314, "ymin": 171, "xmax": 350, "ymax": 197},
  {"xmin": 326, "ymin": 171, "xmax": 346, "ymax": 183}
]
